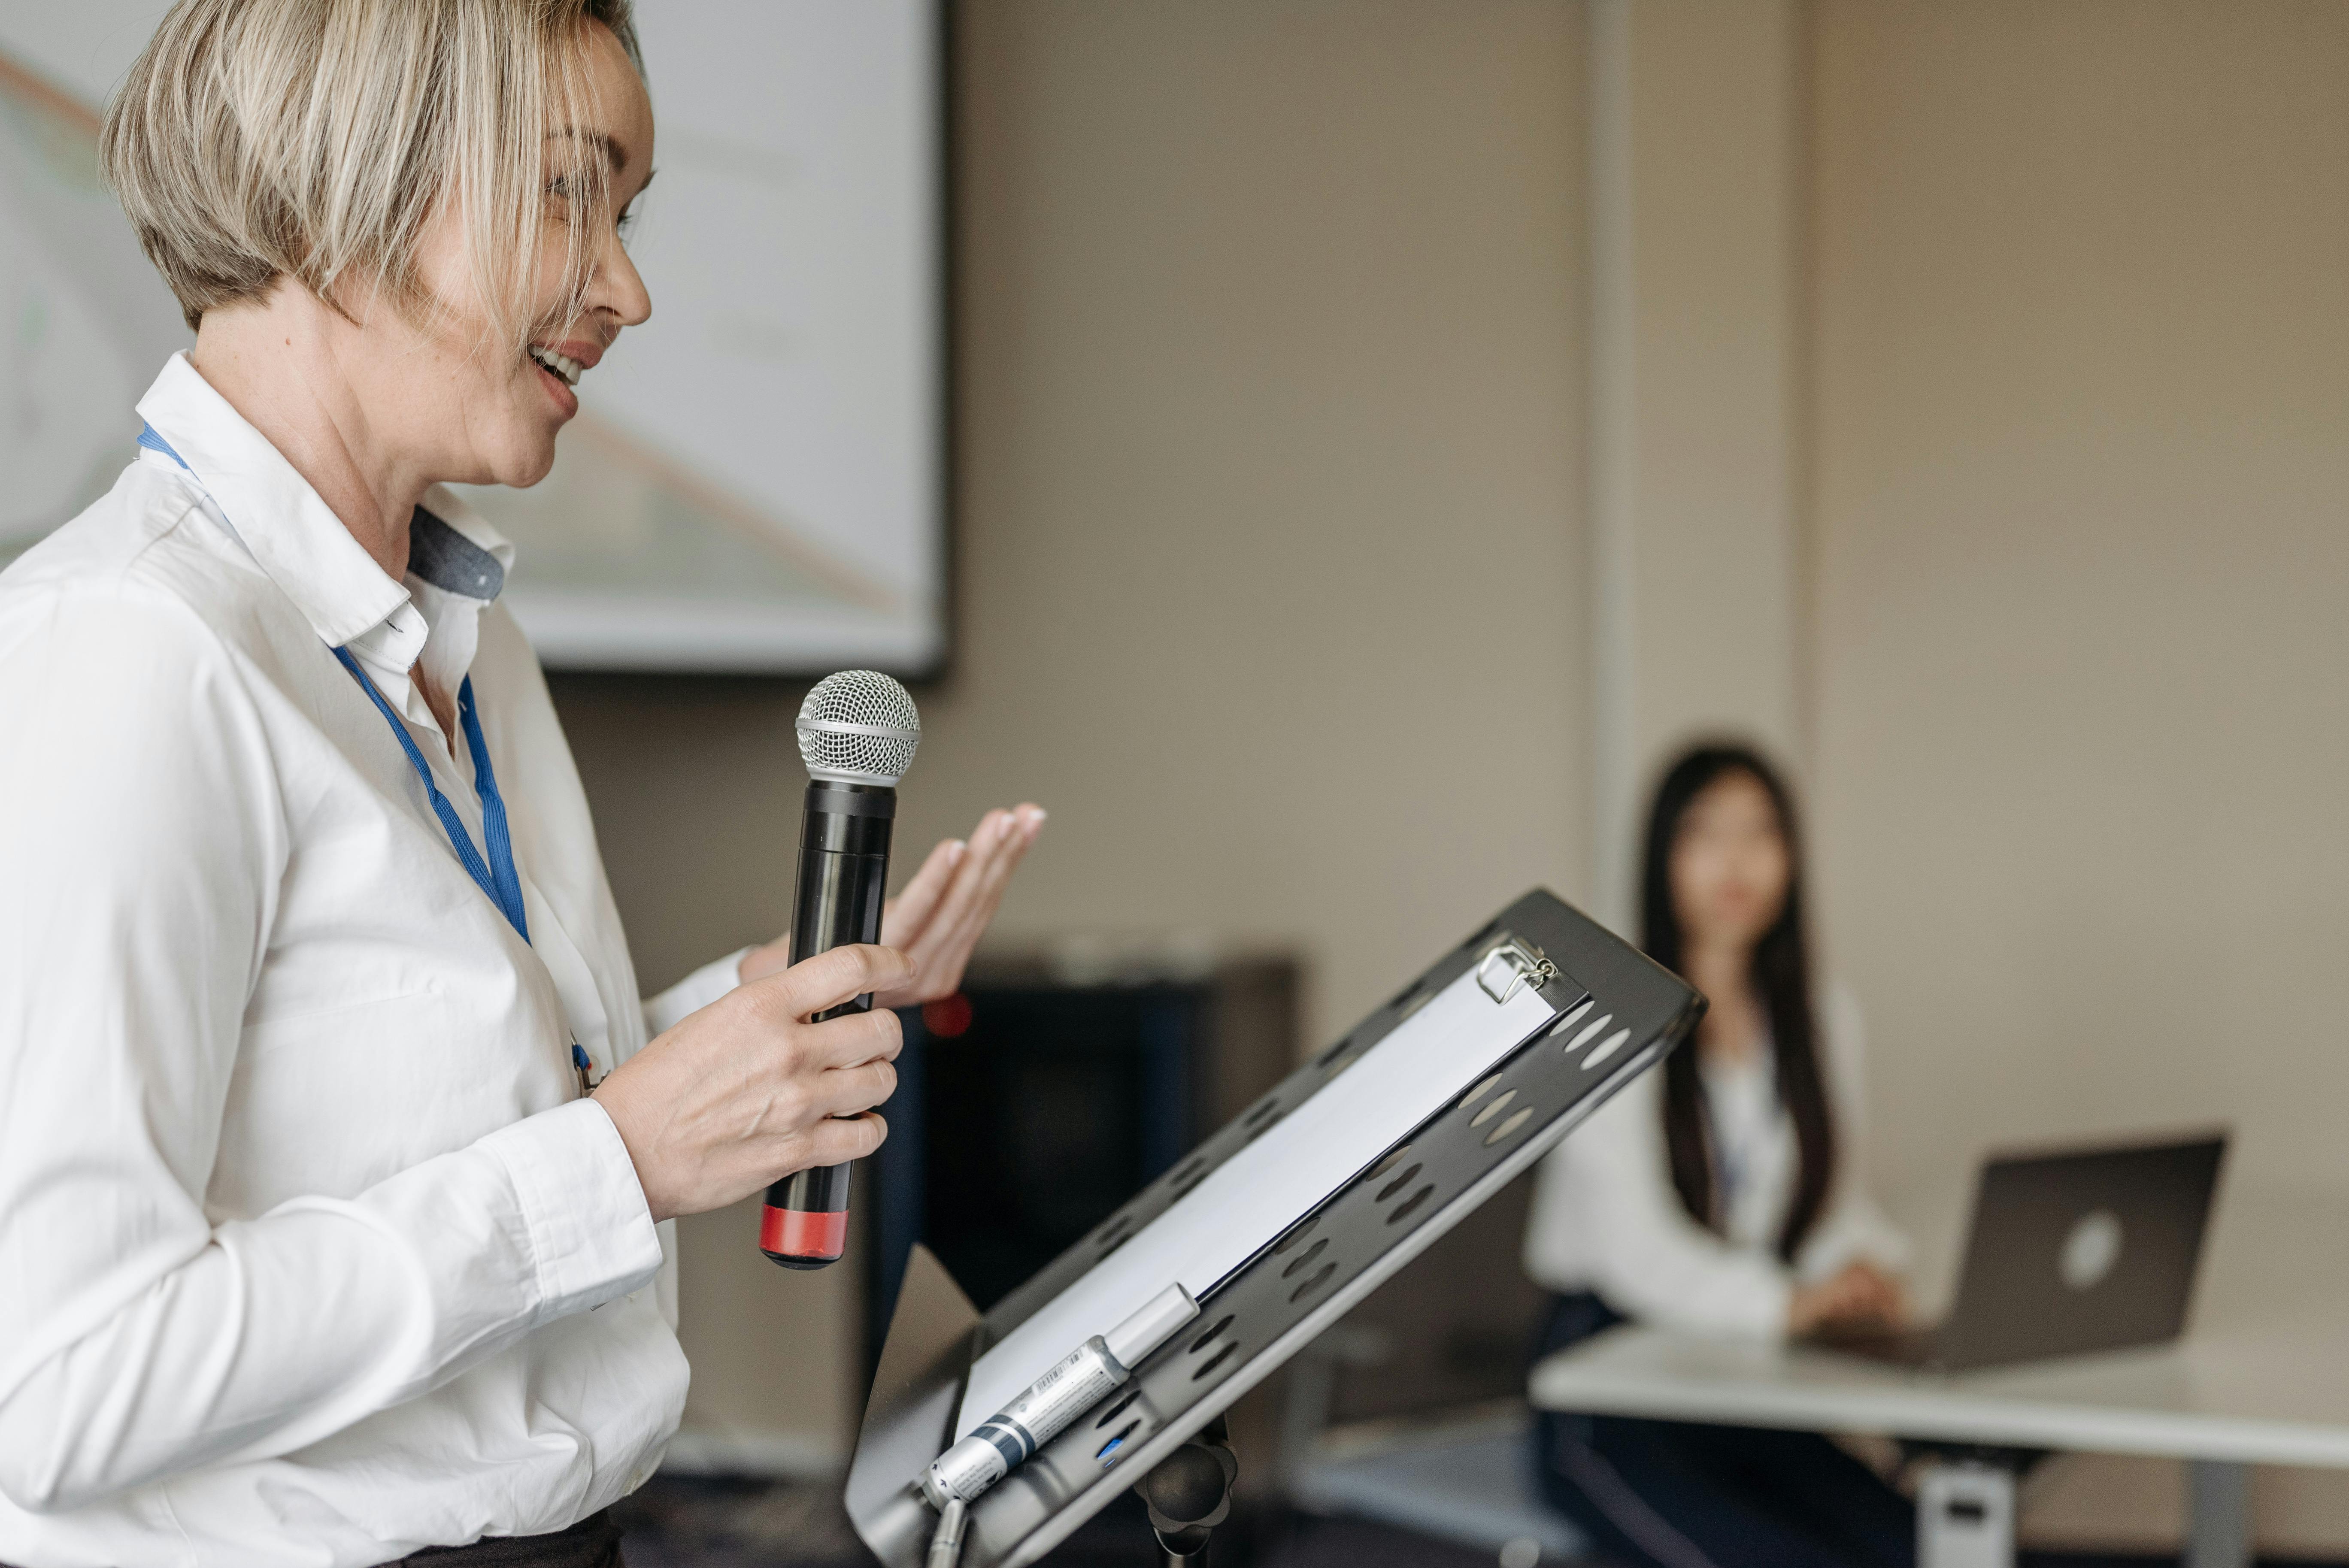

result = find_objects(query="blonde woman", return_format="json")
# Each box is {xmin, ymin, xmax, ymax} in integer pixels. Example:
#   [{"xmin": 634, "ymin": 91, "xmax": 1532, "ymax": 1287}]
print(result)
[{"xmin": 0, "ymin": 4, "xmax": 1041, "ymax": 1564}]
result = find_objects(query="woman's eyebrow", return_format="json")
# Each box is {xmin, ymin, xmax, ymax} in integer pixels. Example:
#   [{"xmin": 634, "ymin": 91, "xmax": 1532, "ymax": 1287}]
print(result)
[
  {"xmin": 548, "ymin": 127, "xmax": 627, "ymax": 172},
  {"xmin": 548, "ymin": 128, "xmax": 653, "ymax": 201}
]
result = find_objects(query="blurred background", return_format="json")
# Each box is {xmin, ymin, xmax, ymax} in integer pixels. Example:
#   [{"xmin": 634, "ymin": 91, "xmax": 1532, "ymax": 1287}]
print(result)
[{"xmin": 3, "ymin": 0, "xmax": 2346, "ymax": 1563}]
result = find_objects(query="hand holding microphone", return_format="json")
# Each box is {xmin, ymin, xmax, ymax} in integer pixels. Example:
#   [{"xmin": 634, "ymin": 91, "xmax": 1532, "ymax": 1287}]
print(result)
[
  {"xmin": 596, "ymin": 669, "xmax": 920, "ymax": 1235},
  {"xmin": 594, "ymin": 669, "xmax": 1042, "ymax": 1244},
  {"xmin": 591, "ymin": 941, "xmax": 911, "ymax": 1223}
]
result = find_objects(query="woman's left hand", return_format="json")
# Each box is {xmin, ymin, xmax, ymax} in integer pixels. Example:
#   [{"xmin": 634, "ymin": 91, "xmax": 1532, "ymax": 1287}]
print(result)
[
  {"xmin": 739, "ymin": 803, "xmax": 1046, "ymax": 1008},
  {"xmin": 1826, "ymin": 1259, "xmax": 1909, "ymax": 1330}
]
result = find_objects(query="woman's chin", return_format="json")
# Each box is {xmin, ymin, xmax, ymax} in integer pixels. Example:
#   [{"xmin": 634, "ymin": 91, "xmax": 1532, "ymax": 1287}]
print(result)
[{"xmin": 481, "ymin": 432, "xmax": 562, "ymax": 490}]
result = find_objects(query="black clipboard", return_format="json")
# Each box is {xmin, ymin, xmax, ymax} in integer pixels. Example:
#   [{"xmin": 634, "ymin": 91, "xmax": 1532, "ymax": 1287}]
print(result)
[{"xmin": 846, "ymin": 887, "xmax": 1702, "ymax": 1568}]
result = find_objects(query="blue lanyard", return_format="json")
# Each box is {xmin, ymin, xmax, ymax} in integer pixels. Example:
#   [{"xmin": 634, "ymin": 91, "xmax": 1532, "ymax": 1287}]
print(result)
[
  {"xmin": 141, "ymin": 423, "xmax": 599, "ymax": 1090},
  {"xmin": 330, "ymin": 648, "xmax": 529, "ymax": 942},
  {"xmin": 139, "ymin": 423, "xmax": 529, "ymax": 942}
]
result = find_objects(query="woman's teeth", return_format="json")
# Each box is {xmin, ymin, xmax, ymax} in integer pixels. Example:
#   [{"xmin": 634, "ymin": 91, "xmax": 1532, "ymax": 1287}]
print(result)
[{"xmin": 529, "ymin": 345, "xmax": 582, "ymax": 387}]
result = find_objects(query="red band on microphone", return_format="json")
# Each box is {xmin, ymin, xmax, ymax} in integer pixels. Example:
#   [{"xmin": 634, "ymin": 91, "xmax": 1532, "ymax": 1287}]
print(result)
[{"xmin": 761, "ymin": 1203, "xmax": 848, "ymax": 1262}]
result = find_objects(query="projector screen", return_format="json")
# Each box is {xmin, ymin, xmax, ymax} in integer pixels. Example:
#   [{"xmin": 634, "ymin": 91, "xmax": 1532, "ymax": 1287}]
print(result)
[{"xmin": 0, "ymin": 1, "xmax": 949, "ymax": 677}]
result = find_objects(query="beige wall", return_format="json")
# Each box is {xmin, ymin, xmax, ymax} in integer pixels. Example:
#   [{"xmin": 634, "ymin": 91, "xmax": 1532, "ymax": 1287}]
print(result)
[
  {"xmin": 1588, "ymin": 0, "xmax": 1809, "ymax": 931},
  {"xmin": 559, "ymin": 0, "xmax": 1593, "ymax": 1462},
  {"xmin": 1807, "ymin": 0, "xmax": 2349, "ymax": 1549},
  {"xmin": 929, "ymin": 0, "xmax": 1590, "ymax": 1042}
]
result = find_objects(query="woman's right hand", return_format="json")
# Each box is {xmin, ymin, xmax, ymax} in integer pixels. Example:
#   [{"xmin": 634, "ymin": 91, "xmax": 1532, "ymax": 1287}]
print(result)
[
  {"xmin": 1788, "ymin": 1260, "xmax": 1906, "ymax": 1337},
  {"xmin": 593, "ymin": 943, "xmax": 913, "ymax": 1223}
]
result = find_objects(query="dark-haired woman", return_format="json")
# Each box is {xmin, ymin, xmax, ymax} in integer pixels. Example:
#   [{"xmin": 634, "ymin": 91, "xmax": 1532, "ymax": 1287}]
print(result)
[{"xmin": 1522, "ymin": 745, "xmax": 1915, "ymax": 1568}]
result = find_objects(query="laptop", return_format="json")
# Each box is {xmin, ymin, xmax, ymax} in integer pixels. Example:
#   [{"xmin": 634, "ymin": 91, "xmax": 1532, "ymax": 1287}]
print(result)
[{"xmin": 1816, "ymin": 1131, "xmax": 2227, "ymax": 1372}]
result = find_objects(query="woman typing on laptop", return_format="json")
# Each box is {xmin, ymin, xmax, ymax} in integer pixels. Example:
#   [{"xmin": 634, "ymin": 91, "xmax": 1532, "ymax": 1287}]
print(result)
[{"xmin": 1522, "ymin": 745, "xmax": 1916, "ymax": 1568}]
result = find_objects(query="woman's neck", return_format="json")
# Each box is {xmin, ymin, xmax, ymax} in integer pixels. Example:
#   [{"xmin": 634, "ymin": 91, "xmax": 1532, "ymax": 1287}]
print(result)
[
  {"xmin": 188, "ymin": 288, "xmax": 425, "ymax": 583},
  {"xmin": 1685, "ymin": 939, "xmax": 1764, "ymax": 1068}
]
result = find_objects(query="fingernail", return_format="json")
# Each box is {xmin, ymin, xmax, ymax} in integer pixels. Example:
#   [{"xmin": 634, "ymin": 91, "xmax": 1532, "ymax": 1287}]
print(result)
[
  {"xmin": 1023, "ymin": 806, "xmax": 1047, "ymax": 826},
  {"xmin": 946, "ymin": 839, "xmax": 968, "ymax": 862}
]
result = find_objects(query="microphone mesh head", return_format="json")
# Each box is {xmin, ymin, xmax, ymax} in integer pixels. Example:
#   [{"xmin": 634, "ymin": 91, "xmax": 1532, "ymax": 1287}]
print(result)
[{"xmin": 797, "ymin": 670, "xmax": 921, "ymax": 784}]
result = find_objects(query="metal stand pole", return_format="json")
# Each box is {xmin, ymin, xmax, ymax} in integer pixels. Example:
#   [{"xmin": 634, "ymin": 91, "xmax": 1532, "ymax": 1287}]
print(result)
[{"xmin": 2187, "ymin": 1460, "xmax": 2250, "ymax": 1568}]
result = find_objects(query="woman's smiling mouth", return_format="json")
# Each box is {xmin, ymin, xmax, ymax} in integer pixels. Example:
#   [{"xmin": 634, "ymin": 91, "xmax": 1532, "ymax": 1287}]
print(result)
[{"xmin": 527, "ymin": 344, "xmax": 582, "ymax": 386}]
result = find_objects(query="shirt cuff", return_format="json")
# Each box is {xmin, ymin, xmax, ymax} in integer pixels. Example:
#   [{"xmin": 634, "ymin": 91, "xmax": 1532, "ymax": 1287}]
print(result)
[
  {"xmin": 480, "ymin": 1097, "xmax": 664, "ymax": 1322},
  {"xmin": 1743, "ymin": 1272, "xmax": 1797, "ymax": 1343},
  {"xmin": 1639, "ymin": 1260, "xmax": 1795, "ymax": 1342},
  {"xmin": 642, "ymin": 947, "xmax": 753, "ymax": 1036}
]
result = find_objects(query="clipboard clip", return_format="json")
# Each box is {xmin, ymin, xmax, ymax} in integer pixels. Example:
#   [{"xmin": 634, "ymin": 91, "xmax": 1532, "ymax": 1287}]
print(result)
[{"xmin": 1475, "ymin": 937, "xmax": 1558, "ymax": 1006}]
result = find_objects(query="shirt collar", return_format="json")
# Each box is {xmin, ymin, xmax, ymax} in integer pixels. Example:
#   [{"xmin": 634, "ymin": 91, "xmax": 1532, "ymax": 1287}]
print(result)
[
  {"xmin": 392, "ymin": 492, "xmax": 514, "ymax": 713},
  {"xmin": 133, "ymin": 353, "xmax": 517, "ymax": 660}
]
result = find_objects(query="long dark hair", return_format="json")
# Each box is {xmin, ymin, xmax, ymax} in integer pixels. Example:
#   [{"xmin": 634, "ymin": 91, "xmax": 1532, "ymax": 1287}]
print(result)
[{"xmin": 1640, "ymin": 744, "xmax": 1834, "ymax": 1261}]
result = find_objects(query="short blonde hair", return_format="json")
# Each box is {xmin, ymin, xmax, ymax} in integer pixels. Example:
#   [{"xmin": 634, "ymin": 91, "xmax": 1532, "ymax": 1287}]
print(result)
[{"xmin": 101, "ymin": 0, "xmax": 640, "ymax": 349}]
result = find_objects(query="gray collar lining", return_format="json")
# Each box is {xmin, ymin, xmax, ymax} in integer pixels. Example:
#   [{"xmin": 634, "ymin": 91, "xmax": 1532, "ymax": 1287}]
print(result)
[{"xmin": 407, "ymin": 508, "xmax": 503, "ymax": 601}]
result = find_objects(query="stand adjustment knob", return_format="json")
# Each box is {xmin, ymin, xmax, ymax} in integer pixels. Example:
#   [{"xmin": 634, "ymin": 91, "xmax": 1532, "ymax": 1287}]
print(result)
[{"xmin": 1142, "ymin": 1423, "xmax": 1237, "ymax": 1567}]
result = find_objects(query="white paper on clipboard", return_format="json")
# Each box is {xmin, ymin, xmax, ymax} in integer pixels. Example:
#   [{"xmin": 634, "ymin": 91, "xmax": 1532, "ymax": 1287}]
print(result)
[{"xmin": 952, "ymin": 950, "xmax": 1565, "ymax": 1438}]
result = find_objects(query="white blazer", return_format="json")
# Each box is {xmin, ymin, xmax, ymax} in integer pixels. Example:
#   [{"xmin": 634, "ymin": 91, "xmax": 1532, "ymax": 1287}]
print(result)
[{"xmin": 1522, "ymin": 984, "xmax": 1908, "ymax": 1341}]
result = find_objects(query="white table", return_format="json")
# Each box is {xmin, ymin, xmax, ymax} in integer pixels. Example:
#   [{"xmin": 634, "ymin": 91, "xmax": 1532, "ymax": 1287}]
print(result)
[{"xmin": 1528, "ymin": 1190, "xmax": 2349, "ymax": 1568}]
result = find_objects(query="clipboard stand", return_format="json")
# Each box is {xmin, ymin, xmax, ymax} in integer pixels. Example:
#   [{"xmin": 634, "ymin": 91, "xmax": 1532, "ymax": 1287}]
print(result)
[{"xmin": 846, "ymin": 888, "xmax": 1704, "ymax": 1568}]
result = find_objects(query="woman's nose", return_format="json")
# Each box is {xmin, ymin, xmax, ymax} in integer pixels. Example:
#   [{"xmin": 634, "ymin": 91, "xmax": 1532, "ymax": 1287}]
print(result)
[{"xmin": 596, "ymin": 232, "xmax": 653, "ymax": 329}]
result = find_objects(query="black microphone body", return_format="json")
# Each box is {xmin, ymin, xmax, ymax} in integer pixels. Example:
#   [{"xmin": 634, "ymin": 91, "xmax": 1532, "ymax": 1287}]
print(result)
[{"xmin": 759, "ymin": 779, "xmax": 894, "ymax": 1268}]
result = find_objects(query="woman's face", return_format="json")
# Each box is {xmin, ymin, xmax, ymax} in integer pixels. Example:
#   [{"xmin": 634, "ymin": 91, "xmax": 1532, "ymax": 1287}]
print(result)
[
  {"xmin": 371, "ymin": 20, "xmax": 655, "ymax": 490},
  {"xmin": 1668, "ymin": 769, "xmax": 1791, "ymax": 954}
]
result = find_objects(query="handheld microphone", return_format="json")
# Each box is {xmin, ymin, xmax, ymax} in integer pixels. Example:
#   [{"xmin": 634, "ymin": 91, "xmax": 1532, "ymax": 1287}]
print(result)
[{"xmin": 759, "ymin": 670, "xmax": 921, "ymax": 1270}]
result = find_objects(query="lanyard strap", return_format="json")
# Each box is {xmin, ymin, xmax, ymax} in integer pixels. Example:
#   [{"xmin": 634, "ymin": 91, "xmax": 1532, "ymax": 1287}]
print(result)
[
  {"xmin": 330, "ymin": 649, "xmax": 530, "ymax": 943},
  {"xmin": 139, "ymin": 421, "xmax": 530, "ymax": 944}
]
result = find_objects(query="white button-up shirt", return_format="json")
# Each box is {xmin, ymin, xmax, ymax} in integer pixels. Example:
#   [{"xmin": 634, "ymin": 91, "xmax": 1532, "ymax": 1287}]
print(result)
[
  {"xmin": 1521, "ymin": 986, "xmax": 1910, "ymax": 1339},
  {"xmin": 0, "ymin": 356, "xmax": 747, "ymax": 1567}
]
